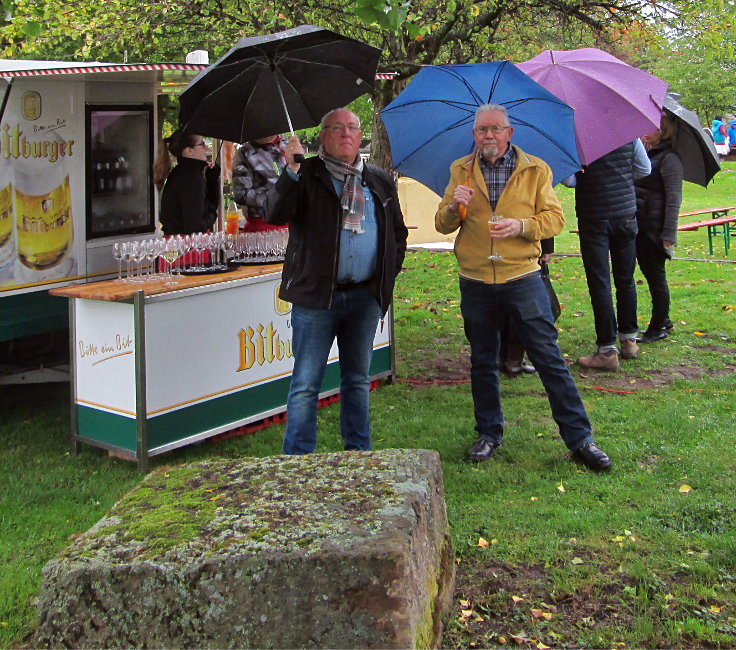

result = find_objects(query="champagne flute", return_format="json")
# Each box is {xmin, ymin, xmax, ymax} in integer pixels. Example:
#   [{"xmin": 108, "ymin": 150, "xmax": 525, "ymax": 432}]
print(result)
[
  {"xmin": 112, "ymin": 242, "xmax": 124, "ymax": 281},
  {"xmin": 131, "ymin": 241, "xmax": 146, "ymax": 282},
  {"xmin": 144, "ymin": 239, "xmax": 157, "ymax": 278},
  {"xmin": 488, "ymin": 214, "xmax": 503, "ymax": 261},
  {"xmin": 122, "ymin": 242, "xmax": 134, "ymax": 281}
]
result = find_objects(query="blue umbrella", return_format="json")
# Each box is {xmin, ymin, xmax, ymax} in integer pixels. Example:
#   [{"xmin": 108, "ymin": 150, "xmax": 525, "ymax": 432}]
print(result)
[{"xmin": 380, "ymin": 61, "xmax": 580, "ymax": 196}]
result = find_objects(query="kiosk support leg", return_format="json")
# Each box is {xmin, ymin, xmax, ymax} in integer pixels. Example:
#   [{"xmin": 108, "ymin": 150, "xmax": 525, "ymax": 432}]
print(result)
[{"xmin": 133, "ymin": 290, "xmax": 149, "ymax": 473}]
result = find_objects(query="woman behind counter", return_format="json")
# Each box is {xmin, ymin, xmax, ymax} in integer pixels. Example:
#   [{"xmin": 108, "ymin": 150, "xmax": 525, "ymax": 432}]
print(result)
[
  {"xmin": 153, "ymin": 130, "xmax": 220, "ymax": 236},
  {"xmin": 635, "ymin": 116, "xmax": 683, "ymax": 344}
]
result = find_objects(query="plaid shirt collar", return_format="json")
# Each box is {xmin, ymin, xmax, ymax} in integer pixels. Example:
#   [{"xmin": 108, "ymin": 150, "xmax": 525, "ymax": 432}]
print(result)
[{"xmin": 478, "ymin": 145, "xmax": 516, "ymax": 211}]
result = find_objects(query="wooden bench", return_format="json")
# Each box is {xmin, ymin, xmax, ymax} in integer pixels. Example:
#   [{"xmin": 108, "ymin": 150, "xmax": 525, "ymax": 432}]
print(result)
[
  {"xmin": 570, "ymin": 206, "xmax": 736, "ymax": 256},
  {"xmin": 677, "ymin": 213, "xmax": 736, "ymax": 255}
]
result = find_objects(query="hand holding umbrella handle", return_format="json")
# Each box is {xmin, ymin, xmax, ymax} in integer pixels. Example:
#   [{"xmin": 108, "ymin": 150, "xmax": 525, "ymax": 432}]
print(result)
[{"xmin": 456, "ymin": 177, "xmax": 472, "ymax": 220}]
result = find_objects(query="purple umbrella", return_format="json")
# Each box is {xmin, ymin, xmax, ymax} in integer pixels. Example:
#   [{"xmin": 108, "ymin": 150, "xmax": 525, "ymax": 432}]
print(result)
[{"xmin": 518, "ymin": 48, "xmax": 668, "ymax": 165}]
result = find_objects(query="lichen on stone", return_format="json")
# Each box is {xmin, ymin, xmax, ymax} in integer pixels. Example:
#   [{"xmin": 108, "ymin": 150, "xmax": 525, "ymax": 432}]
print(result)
[{"xmin": 67, "ymin": 451, "xmax": 416, "ymax": 563}]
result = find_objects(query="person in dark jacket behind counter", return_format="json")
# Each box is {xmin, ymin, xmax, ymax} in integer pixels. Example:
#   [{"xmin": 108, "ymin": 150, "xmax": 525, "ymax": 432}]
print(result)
[
  {"xmin": 153, "ymin": 130, "xmax": 219, "ymax": 236},
  {"xmin": 635, "ymin": 116, "xmax": 683, "ymax": 343},
  {"xmin": 264, "ymin": 107, "xmax": 408, "ymax": 455}
]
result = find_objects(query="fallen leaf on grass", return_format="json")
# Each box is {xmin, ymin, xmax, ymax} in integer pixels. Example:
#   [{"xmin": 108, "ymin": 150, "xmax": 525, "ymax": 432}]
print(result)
[
  {"xmin": 723, "ymin": 305, "xmax": 734, "ymax": 312},
  {"xmin": 531, "ymin": 608, "xmax": 555, "ymax": 621},
  {"xmin": 460, "ymin": 609, "xmax": 474, "ymax": 618},
  {"xmin": 571, "ymin": 557, "xmax": 584, "ymax": 565},
  {"xmin": 710, "ymin": 605, "xmax": 722, "ymax": 613},
  {"xmin": 679, "ymin": 484, "xmax": 692, "ymax": 493},
  {"xmin": 511, "ymin": 595, "xmax": 525, "ymax": 604},
  {"xmin": 459, "ymin": 599, "xmax": 471, "ymax": 608},
  {"xmin": 557, "ymin": 483, "xmax": 565, "ymax": 493},
  {"xmin": 477, "ymin": 537, "xmax": 489, "ymax": 547},
  {"xmin": 537, "ymin": 642, "xmax": 551, "ymax": 649},
  {"xmin": 693, "ymin": 331, "xmax": 706, "ymax": 336}
]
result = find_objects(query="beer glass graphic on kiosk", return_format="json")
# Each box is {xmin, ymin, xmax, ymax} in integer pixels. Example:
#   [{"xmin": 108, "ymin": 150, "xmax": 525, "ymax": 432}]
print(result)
[
  {"xmin": 0, "ymin": 157, "xmax": 14, "ymax": 265},
  {"xmin": 14, "ymin": 134, "xmax": 73, "ymax": 270}
]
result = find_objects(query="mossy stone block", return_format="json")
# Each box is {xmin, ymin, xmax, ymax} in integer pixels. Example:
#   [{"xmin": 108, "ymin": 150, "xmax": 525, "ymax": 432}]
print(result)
[{"xmin": 33, "ymin": 449, "xmax": 455, "ymax": 649}]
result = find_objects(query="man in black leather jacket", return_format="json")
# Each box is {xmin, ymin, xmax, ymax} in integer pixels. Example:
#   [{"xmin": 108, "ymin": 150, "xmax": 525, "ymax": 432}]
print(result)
[{"xmin": 265, "ymin": 108, "xmax": 408, "ymax": 455}]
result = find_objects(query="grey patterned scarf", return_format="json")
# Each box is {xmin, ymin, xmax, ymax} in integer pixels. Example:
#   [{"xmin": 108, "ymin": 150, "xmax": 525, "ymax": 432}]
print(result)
[{"xmin": 319, "ymin": 145, "xmax": 365, "ymax": 234}]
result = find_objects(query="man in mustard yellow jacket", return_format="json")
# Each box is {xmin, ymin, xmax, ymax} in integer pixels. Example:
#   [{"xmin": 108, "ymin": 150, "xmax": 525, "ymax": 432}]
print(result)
[{"xmin": 435, "ymin": 104, "xmax": 610, "ymax": 471}]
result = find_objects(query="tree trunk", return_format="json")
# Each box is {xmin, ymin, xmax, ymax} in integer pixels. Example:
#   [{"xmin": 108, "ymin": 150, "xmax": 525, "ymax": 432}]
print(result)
[{"xmin": 369, "ymin": 78, "xmax": 408, "ymax": 171}]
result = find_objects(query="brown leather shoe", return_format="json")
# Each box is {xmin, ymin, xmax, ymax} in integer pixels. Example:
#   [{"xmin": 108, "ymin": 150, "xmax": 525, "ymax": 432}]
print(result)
[
  {"xmin": 578, "ymin": 349, "xmax": 619, "ymax": 370},
  {"xmin": 502, "ymin": 359, "xmax": 523, "ymax": 376},
  {"xmin": 620, "ymin": 339, "xmax": 640, "ymax": 359},
  {"xmin": 520, "ymin": 359, "xmax": 536, "ymax": 374}
]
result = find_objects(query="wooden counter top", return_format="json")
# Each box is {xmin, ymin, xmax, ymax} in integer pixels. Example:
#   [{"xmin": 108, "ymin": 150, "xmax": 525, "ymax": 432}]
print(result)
[{"xmin": 49, "ymin": 263, "xmax": 283, "ymax": 302}]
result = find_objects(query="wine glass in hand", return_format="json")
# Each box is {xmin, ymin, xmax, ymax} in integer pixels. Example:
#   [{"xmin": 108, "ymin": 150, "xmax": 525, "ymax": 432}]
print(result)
[{"xmin": 488, "ymin": 214, "xmax": 503, "ymax": 261}]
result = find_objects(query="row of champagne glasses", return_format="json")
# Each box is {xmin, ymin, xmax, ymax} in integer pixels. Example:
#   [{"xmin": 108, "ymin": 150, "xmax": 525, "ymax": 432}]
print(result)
[
  {"xmin": 111, "ymin": 238, "xmax": 183, "ymax": 284},
  {"xmin": 111, "ymin": 230, "xmax": 289, "ymax": 283},
  {"xmin": 232, "ymin": 230, "xmax": 288, "ymax": 263}
]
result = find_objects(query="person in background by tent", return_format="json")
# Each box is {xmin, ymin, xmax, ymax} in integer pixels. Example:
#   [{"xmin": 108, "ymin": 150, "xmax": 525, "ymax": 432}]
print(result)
[
  {"xmin": 728, "ymin": 119, "xmax": 736, "ymax": 155},
  {"xmin": 154, "ymin": 131, "xmax": 219, "ymax": 236},
  {"xmin": 232, "ymin": 135, "xmax": 289, "ymax": 232},
  {"xmin": 711, "ymin": 116, "xmax": 729, "ymax": 160}
]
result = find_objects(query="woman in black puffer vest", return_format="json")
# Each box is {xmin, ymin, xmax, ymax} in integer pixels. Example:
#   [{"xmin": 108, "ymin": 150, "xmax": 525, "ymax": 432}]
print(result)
[{"xmin": 635, "ymin": 116, "xmax": 683, "ymax": 343}]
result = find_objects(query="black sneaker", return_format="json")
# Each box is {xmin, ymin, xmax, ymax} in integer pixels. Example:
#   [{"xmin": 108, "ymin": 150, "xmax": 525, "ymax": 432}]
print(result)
[
  {"xmin": 638, "ymin": 328, "xmax": 668, "ymax": 344},
  {"xmin": 468, "ymin": 438, "xmax": 499, "ymax": 462},
  {"xmin": 572, "ymin": 442, "xmax": 611, "ymax": 471}
]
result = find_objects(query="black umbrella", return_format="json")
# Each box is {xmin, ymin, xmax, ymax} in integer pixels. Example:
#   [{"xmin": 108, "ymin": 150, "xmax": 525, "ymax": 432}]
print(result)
[
  {"xmin": 664, "ymin": 93, "xmax": 720, "ymax": 187},
  {"xmin": 179, "ymin": 25, "xmax": 381, "ymax": 144}
]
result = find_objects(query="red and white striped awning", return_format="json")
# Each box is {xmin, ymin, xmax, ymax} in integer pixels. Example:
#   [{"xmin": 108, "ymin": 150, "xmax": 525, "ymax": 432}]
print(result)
[
  {"xmin": 0, "ymin": 60, "xmax": 397, "ymax": 80},
  {"xmin": 0, "ymin": 61, "xmax": 207, "ymax": 78}
]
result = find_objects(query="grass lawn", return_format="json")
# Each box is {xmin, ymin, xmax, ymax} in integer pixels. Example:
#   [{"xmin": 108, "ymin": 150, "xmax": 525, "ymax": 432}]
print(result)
[{"xmin": 1, "ymin": 165, "xmax": 735, "ymax": 649}]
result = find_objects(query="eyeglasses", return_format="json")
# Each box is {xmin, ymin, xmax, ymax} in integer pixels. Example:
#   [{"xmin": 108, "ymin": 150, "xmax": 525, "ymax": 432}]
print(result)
[
  {"xmin": 192, "ymin": 141, "xmax": 208, "ymax": 148},
  {"xmin": 324, "ymin": 124, "xmax": 361, "ymax": 133},
  {"xmin": 474, "ymin": 125, "xmax": 511, "ymax": 134}
]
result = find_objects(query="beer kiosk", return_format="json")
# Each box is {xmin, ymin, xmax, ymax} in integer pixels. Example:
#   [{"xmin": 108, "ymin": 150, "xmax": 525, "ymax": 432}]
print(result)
[
  {"xmin": 0, "ymin": 60, "xmax": 396, "ymax": 470},
  {"xmin": 0, "ymin": 59, "xmax": 208, "ymax": 371}
]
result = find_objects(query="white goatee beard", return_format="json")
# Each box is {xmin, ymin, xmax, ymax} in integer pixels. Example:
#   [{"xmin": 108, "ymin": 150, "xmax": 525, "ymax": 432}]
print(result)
[{"xmin": 480, "ymin": 142, "xmax": 499, "ymax": 159}]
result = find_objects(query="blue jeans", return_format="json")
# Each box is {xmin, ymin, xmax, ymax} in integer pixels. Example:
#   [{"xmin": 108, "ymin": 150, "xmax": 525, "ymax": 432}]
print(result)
[
  {"xmin": 283, "ymin": 286, "xmax": 382, "ymax": 455},
  {"xmin": 459, "ymin": 274, "xmax": 592, "ymax": 452},
  {"xmin": 578, "ymin": 216, "xmax": 639, "ymax": 349}
]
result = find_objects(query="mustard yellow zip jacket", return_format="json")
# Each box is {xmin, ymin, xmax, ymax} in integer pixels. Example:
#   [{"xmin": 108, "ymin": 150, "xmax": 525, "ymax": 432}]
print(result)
[{"xmin": 435, "ymin": 145, "xmax": 564, "ymax": 284}]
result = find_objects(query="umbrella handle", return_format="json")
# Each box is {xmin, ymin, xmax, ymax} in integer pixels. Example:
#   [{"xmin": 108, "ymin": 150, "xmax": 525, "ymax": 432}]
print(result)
[{"xmin": 457, "ymin": 177, "xmax": 471, "ymax": 221}]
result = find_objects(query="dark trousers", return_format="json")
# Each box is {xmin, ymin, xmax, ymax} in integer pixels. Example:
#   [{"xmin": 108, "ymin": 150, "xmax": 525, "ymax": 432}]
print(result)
[
  {"xmin": 578, "ymin": 215, "xmax": 639, "ymax": 348},
  {"xmin": 636, "ymin": 230, "xmax": 670, "ymax": 331},
  {"xmin": 460, "ymin": 274, "xmax": 592, "ymax": 452}
]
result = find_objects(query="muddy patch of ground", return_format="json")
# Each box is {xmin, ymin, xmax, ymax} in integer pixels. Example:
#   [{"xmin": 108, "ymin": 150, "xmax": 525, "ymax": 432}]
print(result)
[{"xmin": 401, "ymin": 347, "xmax": 736, "ymax": 392}]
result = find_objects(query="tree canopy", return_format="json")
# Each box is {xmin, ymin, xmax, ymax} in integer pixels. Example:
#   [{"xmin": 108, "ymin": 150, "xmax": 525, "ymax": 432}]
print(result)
[{"xmin": 2, "ymin": 0, "xmax": 734, "ymax": 166}]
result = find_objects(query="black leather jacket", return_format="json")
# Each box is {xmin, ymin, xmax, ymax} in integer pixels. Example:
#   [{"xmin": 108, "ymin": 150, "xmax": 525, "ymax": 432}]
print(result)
[{"xmin": 264, "ymin": 158, "xmax": 408, "ymax": 314}]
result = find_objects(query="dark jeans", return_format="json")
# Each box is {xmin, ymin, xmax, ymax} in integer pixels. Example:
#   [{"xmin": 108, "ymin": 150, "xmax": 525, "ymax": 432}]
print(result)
[
  {"xmin": 636, "ymin": 230, "xmax": 670, "ymax": 331},
  {"xmin": 283, "ymin": 286, "xmax": 382, "ymax": 455},
  {"xmin": 578, "ymin": 215, "xmax": 639, "ymax": 348},
  {"xmin": 459, "ymin": 274, "xmax": 593, "ymax": 452}
]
